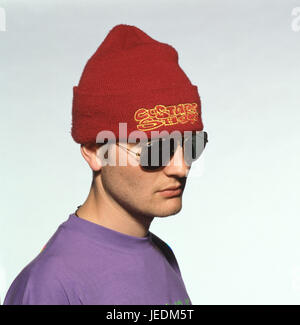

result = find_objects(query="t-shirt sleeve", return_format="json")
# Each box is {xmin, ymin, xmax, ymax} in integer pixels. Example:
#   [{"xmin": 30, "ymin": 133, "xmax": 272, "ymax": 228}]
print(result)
[{"xmin": 3, "ymin": 257, "xmax": 70, "ymax": 305}]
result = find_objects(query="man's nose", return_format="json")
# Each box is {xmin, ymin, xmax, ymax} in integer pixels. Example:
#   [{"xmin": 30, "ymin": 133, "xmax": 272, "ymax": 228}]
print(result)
[{"xmin": 163, "ymin": 143, "xmax": 191, "ymax": 177}]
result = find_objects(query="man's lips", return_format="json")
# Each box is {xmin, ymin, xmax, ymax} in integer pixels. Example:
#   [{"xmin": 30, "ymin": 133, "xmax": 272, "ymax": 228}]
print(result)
[
  {"xmin": 158, "ymin": 185, "xmax": 183, "ymax": 197},
  {"xmin": 159, "ymin": 185, "xmax": 182, "ymax": 192}
]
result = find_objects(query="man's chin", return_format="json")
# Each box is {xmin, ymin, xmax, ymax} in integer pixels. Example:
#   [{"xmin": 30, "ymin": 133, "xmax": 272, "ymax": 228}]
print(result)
[{"xmin": 154, "ymin": 204, "xmax": 182, "ymax": 218}]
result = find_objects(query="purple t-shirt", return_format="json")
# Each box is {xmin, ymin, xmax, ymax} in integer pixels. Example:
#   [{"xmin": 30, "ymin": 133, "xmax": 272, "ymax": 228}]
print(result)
[{"xmin": 4, "ymin": 213, "xmax": 192, "ymax": 305}]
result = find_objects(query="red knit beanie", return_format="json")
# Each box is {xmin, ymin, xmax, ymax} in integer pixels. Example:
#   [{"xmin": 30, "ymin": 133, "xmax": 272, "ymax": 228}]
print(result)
[{"xmin": 71, "ymin": 24, "xmax": 204, "ymax": 144}]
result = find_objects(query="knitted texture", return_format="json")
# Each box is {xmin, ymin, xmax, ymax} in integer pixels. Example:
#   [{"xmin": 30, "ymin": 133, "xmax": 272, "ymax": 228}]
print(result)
[{"xmin": 71, "ymin": 24, "xmax": 204, "ymax": 144}]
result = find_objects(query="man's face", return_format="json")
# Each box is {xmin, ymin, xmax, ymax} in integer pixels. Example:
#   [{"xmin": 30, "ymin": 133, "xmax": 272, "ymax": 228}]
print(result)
[{"xmin": 98, "ymin": 139, "xmax": 191, "ymax": 219}]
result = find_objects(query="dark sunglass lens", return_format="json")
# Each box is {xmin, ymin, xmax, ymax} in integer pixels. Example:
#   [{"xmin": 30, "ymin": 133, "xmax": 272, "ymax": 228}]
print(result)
[
  {"xmin": 140, "ymin": 132, "xmax": 208, "ymax": 170},
  {"xmin": 140, "ymin": 138, "xmax": 175, "ymax": 170},
  {"xmin": 161, "ymin": 137, "xmax": 176, "ymax": 167},
  {"xmin": 139, "ymin": 140, "xmax": 160, "ymax": 169},
  {"xmin": 184, "ymin": 133, "xmax": 206, "ymax": 165}
]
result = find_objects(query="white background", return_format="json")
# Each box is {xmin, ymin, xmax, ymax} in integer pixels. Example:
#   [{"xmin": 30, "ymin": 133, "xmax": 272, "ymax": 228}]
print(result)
[{"xmin": 1, "ymin": 0, "xmax": 300, "ymax": 304}]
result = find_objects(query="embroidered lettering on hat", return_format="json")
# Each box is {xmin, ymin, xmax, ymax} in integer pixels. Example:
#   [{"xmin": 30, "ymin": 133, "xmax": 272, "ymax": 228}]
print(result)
[{"xmin": 134, "ymin": 102, "xmax": 199, "ymax": 131}]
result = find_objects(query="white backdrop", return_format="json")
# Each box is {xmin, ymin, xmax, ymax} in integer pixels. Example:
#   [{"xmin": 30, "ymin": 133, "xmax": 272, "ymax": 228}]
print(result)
[{"xmin": 1, "ymin": 0, "xmax": 300, "ymax": 304}]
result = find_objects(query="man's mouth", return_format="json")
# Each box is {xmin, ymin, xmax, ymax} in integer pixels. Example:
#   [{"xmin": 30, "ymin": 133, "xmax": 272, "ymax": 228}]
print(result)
[{"xmin": 158, "ymin": 187, "xmax": 182, "ymax": 197}]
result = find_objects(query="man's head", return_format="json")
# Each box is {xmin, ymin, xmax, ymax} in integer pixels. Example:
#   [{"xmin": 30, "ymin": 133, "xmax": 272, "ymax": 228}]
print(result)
[{"xmin": 71, "ymin": 24, "xmax": 206, "ymax": 223}]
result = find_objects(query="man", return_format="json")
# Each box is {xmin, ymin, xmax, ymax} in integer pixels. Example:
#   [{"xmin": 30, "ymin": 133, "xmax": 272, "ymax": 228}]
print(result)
[{"xmin": 4, "ymin": 24, "xmax": 207, "ymax": 305}]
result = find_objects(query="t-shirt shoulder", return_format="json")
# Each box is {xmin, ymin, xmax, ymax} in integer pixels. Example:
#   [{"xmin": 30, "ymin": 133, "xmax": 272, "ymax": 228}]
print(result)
[
  {"xmin": 150, "ymin": 232, "xmax": 182, "ymax": 276},
  {"xmin": 3, "ymin": 226, "xmax": 71, "ymax": 305},
  {"xmin": 3, "ymin": 252, "xmax": 70, "ymax": 305}
]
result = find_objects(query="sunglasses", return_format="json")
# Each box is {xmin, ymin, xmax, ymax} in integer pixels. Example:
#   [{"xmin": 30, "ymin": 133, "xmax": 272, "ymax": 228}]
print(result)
[{"xmin": 117, "ymin": 131, "xmax": 208, "ymax": 170}]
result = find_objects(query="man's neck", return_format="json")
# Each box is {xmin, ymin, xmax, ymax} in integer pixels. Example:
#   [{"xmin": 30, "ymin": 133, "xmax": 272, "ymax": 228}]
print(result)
[{"xmin": 75, "ymin": 184, "xmax": 153, "ymax": 238}]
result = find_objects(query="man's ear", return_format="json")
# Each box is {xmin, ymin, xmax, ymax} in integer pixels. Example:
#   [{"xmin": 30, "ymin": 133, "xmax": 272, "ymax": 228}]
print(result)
[{"xmin": 80, "ymin": 143, "xmax": 102, "ymax": 172}]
